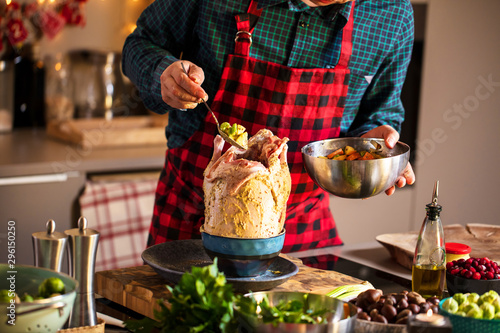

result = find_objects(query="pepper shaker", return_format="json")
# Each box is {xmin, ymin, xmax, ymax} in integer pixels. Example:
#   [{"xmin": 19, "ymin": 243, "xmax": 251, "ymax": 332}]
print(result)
[
  {"xmin": 65, "ymin": 216, "xmax": 100, "ymax": 327},
  {"xmin": 32, "ymin": 219, "xmax": 68, "ymax": 272}
]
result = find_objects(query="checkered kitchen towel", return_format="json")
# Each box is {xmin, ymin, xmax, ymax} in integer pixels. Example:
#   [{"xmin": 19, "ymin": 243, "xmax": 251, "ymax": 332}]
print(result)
[{"xmin": 79, "ymin": 179, "xmax": 157, "ymax": 271}]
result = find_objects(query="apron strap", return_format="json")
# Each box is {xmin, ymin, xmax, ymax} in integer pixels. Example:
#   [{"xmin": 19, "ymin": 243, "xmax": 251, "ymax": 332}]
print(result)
[
  {"xmin": 337, "ymin": 0, "xmax": 355, "ymax": 68},
  {"xmin": 235, "ymin": 0, "xmax": 263, "ymax": 56}
]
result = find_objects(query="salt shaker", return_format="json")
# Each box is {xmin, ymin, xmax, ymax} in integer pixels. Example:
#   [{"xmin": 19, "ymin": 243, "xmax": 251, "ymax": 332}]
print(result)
[
  {"xmin": 32, "ymin": 219, "xmax": 68, "ymax": 272},
  {"xmin": 65, "ymin": 216, "xmax": 100, "ymax": 327}
]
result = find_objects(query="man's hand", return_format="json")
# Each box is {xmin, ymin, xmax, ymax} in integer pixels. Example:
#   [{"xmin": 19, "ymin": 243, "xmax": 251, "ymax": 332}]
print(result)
[
  {"xmin": 361, "ymin": 125, "xmax": 415, "ymax": 195},
  {"xmin": 160, "ymin": 60, "xmax": 208, "ymax": 109}
]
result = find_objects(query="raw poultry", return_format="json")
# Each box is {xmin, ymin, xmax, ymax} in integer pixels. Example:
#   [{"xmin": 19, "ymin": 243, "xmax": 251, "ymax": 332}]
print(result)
[{"xmin": 203, "ymin": 129, "xmax": 291, "ymax": 238}]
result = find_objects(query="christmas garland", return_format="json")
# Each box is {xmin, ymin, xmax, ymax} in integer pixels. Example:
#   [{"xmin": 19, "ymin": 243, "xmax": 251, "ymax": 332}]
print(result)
[{"xmin": 0, "ymin": 0, "xmax": 88, "ymax": 53}]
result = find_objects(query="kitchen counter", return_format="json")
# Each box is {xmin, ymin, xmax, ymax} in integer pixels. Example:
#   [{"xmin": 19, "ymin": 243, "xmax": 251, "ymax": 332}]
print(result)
[
  {"xmin": 0, "ymin": 128, "xmax": 167, "ymax": 267},
  {"xmin": 95, "ymin": 250, "xmax": 412, "ymax": 332},
  {"xmin": 288, "ymin": 241, "xmax": 412, "ymax": 282},
  {"xmin": 0, "ymin": 128, "xmax": 166, "ymax": 178}
]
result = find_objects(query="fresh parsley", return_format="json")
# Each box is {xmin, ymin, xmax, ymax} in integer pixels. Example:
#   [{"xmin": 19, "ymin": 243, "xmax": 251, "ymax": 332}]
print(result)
[{"xmin": 125, "ymin": 258, "xmax": 238, "ymax": 333}]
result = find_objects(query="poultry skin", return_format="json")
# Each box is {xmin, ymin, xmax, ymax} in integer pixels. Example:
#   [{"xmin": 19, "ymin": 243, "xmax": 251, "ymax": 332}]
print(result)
[{"xmin": 203, "ymin": 129, "xmax": 291, "ymax": 238}]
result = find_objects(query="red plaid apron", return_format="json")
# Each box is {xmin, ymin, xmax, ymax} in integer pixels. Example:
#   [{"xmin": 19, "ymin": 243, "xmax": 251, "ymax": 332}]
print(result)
[{"xmin": 149, "ymin": 0, "xmax": 355, "ymax": 252}]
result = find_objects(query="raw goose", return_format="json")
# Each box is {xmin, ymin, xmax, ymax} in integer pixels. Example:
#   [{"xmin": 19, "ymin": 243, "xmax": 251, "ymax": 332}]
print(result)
[{"xmin": 203, "ymin": 129, "xmax": 291, "ymax": 238}]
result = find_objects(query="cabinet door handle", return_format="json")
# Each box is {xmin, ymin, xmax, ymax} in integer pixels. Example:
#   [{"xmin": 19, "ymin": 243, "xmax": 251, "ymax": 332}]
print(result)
[{"xmin": 0, "ymin": 171, "xmax": 80, "ymax": 186}]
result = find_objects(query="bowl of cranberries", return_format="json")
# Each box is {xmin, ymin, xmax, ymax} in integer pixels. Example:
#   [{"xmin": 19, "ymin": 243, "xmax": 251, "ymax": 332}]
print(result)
[{"xmin": 446, "ymin": 257, "xmax": 500, "ymax": 296}]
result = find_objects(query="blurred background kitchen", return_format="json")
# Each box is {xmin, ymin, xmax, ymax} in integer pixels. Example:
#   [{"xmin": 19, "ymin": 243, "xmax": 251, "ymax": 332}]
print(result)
[{"xmin": 0, "ymin": 0, "xmax": 499, "ymax": 271}]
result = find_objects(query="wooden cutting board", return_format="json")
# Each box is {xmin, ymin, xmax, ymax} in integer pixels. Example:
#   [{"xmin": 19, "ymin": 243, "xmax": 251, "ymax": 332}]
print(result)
[
  {"xmin": 95, "ymin": 254, "xmax": 364, "ymax": 319},
  {"xmin": 376, "ymin": 223, "xmax": 500, "ymax": 270}
]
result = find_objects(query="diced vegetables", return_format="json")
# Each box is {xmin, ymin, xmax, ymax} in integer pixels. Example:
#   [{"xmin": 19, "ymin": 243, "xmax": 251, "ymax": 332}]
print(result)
[
  {"xmin": 220, "ymin": 122, "xmax": 248, "ymax": 148},
  {"xmin": 321, "ymin": 145, "xmax": 383, "ymax": 160}
]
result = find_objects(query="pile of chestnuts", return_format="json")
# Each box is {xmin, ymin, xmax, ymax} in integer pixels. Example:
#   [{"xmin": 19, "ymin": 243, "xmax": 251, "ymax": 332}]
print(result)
[{"xmin": 352, "ymin": 289, "xmax": 440, "ymax": 325}]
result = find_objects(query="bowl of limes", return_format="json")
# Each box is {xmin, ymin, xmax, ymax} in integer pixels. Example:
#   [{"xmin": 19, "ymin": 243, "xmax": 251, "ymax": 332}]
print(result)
[{"xmin": 0, "ymin": 264, "xmax": 78, "ymax": 332}]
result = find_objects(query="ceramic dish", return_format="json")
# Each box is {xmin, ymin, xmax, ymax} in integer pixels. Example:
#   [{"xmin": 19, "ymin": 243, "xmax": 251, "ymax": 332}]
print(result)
[
  {"xmin": 201, "ymin": 227, "xmax": 285, "ymax": 277},
  {"xmin": 142, "ymin": 239, "xmax": 299, "ymax": 293}
]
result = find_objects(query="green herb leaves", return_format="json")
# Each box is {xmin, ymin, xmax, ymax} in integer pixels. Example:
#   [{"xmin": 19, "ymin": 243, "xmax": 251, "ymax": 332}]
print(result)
[
  {"xmin": 125, "ymin": 260, "xmax": 333, "ymax": 333},
  {"xmin": 125, "ymin": 258, "xmax": 238, "ymax": 333}
]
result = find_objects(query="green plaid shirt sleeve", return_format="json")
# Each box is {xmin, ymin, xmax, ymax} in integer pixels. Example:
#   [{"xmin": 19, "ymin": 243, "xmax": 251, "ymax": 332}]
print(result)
[
  {"xmin": 343, "ymin": 0, "xmax": 414, "ymax": 137},
  {"xmin": 122, "ymin": 0, "xmax": 414, "ymax": 148}
]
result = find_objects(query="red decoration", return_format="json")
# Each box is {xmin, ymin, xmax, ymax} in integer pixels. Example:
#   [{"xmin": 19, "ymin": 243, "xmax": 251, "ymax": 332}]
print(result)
[
  {"xmin": 39, "ymin": 9, "xmax": 65, "ymax": 39},
  {"xmin": 6, "ymin": 18, "xmax": 28, "ymax": 45},
  {"xmin": 1, "ymin": 0, "xmax": 88, "ymax": 50},
  {"xmin": 61, "ymin": 2, "xmax": 85, "ymax": 27}
]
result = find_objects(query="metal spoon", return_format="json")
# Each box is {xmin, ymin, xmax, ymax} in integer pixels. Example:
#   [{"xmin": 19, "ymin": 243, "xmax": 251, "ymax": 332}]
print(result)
[{"xmin": 180, "ymin": 63, "xmax": 247, "ymax": 150}]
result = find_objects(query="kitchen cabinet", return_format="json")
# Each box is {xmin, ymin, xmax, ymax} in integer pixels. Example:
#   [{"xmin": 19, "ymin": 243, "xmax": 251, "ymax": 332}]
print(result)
[{"xmin": 0, "ymin": 128, "xmax": 166, "ymax": 267}]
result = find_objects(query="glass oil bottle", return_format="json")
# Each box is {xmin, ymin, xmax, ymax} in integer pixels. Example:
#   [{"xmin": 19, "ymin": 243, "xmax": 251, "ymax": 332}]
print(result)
[{"xmin": 412, "ymin": 181, "xmax": 446, "ymax": 298}]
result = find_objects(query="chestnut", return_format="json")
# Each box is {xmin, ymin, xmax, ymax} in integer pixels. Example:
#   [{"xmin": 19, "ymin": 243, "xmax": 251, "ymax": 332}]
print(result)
[
  {"xmin": 357, "ymin": 312, "xmax": 371, "ymax": 321},
  {"xmin": 408, "ymin": 303, "xmax": 420, "ymax": 314},
  {"xmin": 380, "ymin": 304, "xmax": 397, "ymax": 322},
  {"xmin": 373, "ymin": 314, "xmax": 388, "ymax": 324},
  {"xmin": 396, "ymin": 298, "xmax": 409, "ymax": 310},
  {"xmin": 419, "ymin": 302, "xmax": 430, "ymax": 314}
]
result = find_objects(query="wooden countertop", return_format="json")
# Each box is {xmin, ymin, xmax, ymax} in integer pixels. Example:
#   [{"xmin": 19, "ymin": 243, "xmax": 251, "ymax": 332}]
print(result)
[{"xmin": 95, "ymin": 255, "xmax": 364, "ymax": 319}]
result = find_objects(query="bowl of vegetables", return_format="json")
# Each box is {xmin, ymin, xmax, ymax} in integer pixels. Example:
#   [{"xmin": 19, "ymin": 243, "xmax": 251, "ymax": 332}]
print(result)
[
  {"xmin": 301, "ymin": 138, "xmax": 410, "ymax": 199},
  {"xmin": 237, "ymin": 291, "xmax": 358, "ymax": 333},
  {"xmin": 0, "ymin": 264, "xmax": 78, "ymax": 333},
  {"xmin": 439, "ymin": 291, "xmax": 500, "ymax": 333}
]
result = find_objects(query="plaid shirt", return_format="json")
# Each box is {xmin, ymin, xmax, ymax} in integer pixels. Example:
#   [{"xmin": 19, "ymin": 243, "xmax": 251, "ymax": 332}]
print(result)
[{"xmin": 122, "ymin": 0, "xmax": 414, "ymax": 149}]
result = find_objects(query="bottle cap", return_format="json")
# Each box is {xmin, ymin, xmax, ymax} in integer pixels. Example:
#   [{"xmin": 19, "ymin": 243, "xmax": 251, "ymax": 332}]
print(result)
[{"xmin": 445, "ymin": 242, "xmax": 471, "ymax": 255}]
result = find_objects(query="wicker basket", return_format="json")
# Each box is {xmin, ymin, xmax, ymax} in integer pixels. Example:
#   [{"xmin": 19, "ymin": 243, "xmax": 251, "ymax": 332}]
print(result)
[{"xmin": 58, "ymin": 318, "xmax": 105, "ymax": 333}]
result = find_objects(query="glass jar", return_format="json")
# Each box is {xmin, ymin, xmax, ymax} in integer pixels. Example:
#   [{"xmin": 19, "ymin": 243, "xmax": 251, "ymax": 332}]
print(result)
[
  {"xmin": 445, "ymin": 242, "xmax": 471, "ymax": 263},
  {"xmin": 45, "ymin": 53, "xmax": 74, "ymax": 123}
]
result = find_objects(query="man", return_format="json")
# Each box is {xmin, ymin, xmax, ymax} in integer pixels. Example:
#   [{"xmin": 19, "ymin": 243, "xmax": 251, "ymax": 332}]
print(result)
[{"xmin": 122, "ymin": 0, "xmax": 416, "ymax": 252}]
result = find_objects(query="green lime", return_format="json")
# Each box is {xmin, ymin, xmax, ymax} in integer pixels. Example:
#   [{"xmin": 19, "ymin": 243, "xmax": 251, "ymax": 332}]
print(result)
[
  {"xmin": 0, "ymin": 289, "xmax": 17, "ymax": 303},
  {"xmin": 38, "ymin": 277, "xmax": 65, "ymax": 298}
]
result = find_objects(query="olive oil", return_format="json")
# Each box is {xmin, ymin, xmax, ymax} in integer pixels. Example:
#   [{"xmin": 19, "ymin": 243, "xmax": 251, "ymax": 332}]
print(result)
[
  {"xmin": 412, "ymin": 264, "xmax": 446, "ymax": 298},
  {"xmin": 412, "ymin": 181, "xmax": 446, "ymax": 299}
]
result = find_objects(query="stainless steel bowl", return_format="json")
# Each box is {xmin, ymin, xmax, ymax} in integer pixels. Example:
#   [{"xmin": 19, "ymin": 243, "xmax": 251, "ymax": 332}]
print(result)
[
  {"xmin": 238, "ymin": 291, "xmax": 358, "ymax": 333},
  {"xmin": 302, "ymin": 138, "xmax": 410, "ymax": 199}
]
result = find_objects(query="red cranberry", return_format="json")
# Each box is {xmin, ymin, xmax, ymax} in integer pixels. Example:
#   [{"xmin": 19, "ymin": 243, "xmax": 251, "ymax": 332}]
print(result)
[
  {"xmin": 473, "ymin": 272, "xmax": 481, "ymax": 280},
  {"xmin": 469, "ymin": 267, "xmax": 476, "ymax": 273},
  {"xmin": 464, "ymin": 271, "xmax": 473, "ymax": 279},
  {"xmin": 450, "ymin": 268, "xmax": 460, "ymax": 275},
  {"xmin": 486, "ymin": 272, "xmax": 495, "ymax": 280},
  {"xmin": 446, "ymin": 262, "xmax": 454, "ymax": 270}
]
